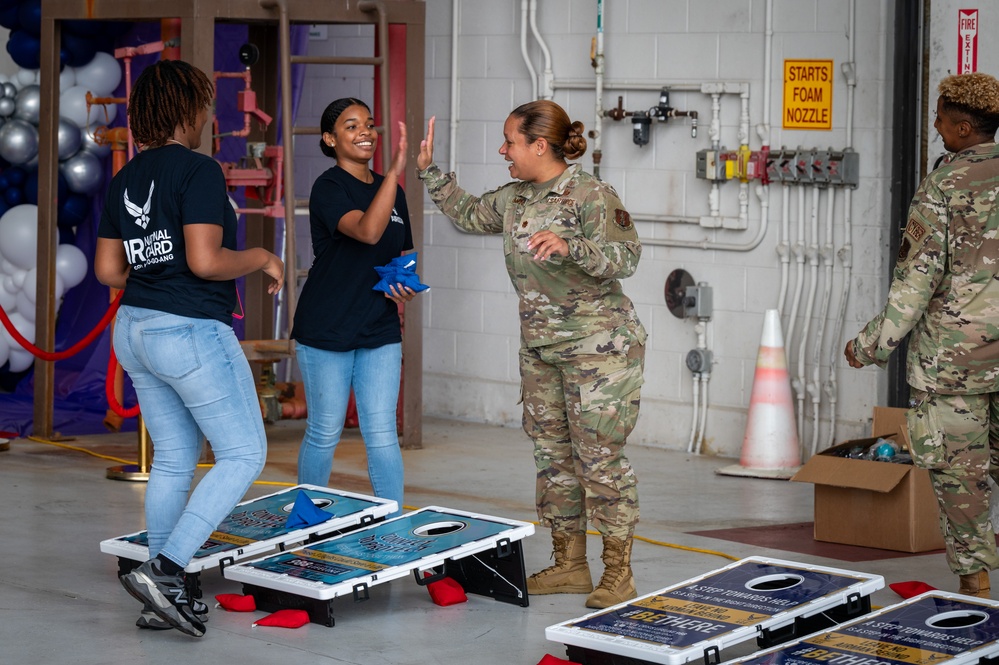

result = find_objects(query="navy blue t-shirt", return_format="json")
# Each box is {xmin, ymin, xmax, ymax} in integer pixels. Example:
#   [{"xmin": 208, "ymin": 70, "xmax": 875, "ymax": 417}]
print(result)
[
  {"xmin": 97, "ymin": 144, "xmax": 238, "ymax": 324},
  {"xmin": 292, "ymin": 165, "xmax": 413, "ymax": 351}
]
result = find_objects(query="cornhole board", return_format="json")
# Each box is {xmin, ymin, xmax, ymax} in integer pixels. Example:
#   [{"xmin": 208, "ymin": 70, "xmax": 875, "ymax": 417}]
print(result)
[
  {"xmin": 223, "ymin": 505, "xmax": 534, "ymax": 626},
  {"xmin": 722, "ymin": 590, "xmax": 999, "ymax": 665},
  {"xmin": 100, "ymin": 484, "xmax": 396, "ymax": 597},
  {"xmin": 545, "ymin": 556, "xmax": 884, "ymax": 665}
]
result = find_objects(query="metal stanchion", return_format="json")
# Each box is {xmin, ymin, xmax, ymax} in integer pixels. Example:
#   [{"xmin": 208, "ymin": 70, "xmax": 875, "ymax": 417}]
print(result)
[{"xmin": 107, "ymin": 416, "xmax": 151, "ymax": 482}]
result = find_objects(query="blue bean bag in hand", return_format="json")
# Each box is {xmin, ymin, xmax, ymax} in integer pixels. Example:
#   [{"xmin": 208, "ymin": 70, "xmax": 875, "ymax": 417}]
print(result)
[{"xmin": 372, "ymin": 252, "xmax": 430, "ymax": 294}]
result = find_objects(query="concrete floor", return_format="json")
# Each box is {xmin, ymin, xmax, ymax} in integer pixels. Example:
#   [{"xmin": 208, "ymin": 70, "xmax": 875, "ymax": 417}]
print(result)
[{"xmin": 0, "ymin": 417, "xmax": 963, "ymax": 665}]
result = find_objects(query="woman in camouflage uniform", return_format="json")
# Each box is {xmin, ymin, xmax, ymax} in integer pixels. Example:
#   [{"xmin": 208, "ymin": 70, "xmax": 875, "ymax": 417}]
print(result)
[
  {"xmin": 846, "ymin": 72, "xmax": 999, "ymax": 598},
  {"xmin": 417, "ymin": 101, "xmax": 646, "ymax": 609}
]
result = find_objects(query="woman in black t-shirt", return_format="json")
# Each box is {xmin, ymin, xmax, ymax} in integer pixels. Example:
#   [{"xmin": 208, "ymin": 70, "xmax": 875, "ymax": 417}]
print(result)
[
  {"xmin": 95, "ymin": 60, "xmax": 283, "ymax": 638},
  {"xmin": 291, "ymin": 98, "xmax": 417, "ymax": 517}
]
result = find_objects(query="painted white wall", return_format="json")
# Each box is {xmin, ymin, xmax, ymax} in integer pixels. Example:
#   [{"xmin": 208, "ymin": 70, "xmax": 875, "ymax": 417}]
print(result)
[{"xmin": 293, "ymin": 1, "xmax": 996, "ymax": 458}]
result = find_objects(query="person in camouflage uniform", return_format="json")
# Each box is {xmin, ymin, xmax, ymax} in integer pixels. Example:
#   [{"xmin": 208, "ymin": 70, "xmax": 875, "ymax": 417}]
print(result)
[
  {"xmin": 845, "ymin": 72, "xmax": 999, "ymax": 599},
  {"xmin": 416, "ymin": 101, "xmax": 647, "ymax": 609}
]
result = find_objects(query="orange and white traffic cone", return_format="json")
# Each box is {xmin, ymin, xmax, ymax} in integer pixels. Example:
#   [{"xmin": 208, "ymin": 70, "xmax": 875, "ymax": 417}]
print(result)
[{"xmin": 717, "ymin": 309, "xmax": 801, "ymax": 479}]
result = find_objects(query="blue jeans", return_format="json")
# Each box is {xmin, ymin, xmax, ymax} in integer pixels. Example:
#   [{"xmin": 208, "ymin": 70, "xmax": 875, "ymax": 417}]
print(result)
[
  {"xmin": 113, "ymin": 305, "xmax": 266, "ymax": 568},
  {"xmin": 296, "ymin": 342, "xmax": 404, "ymax": 516}
]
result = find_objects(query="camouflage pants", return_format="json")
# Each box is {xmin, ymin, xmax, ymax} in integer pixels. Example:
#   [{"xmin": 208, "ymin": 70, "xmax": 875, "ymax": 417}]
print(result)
[
  {"xmin": 520, "ymin": 326, "xmax": 644, "ymax": 539},
  {"xmin": 907, "ymin": 389, "xmax": 999, "ymax": 575}
]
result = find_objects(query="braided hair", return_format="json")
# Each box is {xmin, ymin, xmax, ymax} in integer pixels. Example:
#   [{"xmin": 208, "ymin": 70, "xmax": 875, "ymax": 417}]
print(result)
[
  {"xmin": 128, "ymin": 59, "xmax": 214, "ymax": 148},
  {"xmin": 318, "ymin": 97, "xmax": 369, "ymax": 158}
]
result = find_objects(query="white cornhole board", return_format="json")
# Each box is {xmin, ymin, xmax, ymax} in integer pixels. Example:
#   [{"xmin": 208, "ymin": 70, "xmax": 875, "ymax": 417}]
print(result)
[
  {"xmin": 722, "ymin": 590, "xmax": 999, "ymax": 665},
  {"xmin": 224, "ymin": 505, "xmax": 534, "ymax": 626},
  {"xmin": 100, "ymin": 484, "xmax": 396, "ymax": 580},
  {"xmin": 545, "ymin": 556, "xmax": 884, "ymax": 665}
]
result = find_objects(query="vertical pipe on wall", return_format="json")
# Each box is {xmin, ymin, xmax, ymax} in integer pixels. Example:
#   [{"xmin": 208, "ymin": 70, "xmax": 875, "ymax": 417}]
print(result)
[
  {"xmin": 529, "ymin": 0, "xmax": 554, "ymax": 99},
  {"xmin": 450, "ymin": 0, "xmax": 460, "ymax": 176},
  {"xmin": 794, "ymin": 185, "xmax": 820, "ymax": 448},
  {"xmin": 810, "ymin": 188, "xmax": 836, "ymax": 454},
  {"xmin": 520, "ymin": 0, "xmax": 538, "ymax": 100},
  {"xmin": 592, "ymin": 0, "xmax": 605, "ymax": 178},
  {"xmin": 777, "ymin": 185, "xmax": 790, "ymax": 314},
  {"xmin": 825, "ymin": 0, "xmax": 859, "ymax": 449}
]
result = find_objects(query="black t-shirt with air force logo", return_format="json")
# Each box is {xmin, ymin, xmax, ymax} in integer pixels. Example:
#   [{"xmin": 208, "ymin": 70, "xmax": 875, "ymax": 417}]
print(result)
[{"xmin": 98, "ymin": 144, "xmax": 238, "ymax": 324}]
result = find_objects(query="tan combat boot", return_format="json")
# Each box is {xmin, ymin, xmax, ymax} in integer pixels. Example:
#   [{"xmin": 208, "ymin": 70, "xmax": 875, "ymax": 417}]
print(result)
[
  {"xmin": 585, "ymin": 536, "xmax": 637, "ymax": 609},
  {"xmin": 958, "ymin": 570, "xmax": 991, "ymax": 598},
  {"xmin": 527, "ymin": 531, "xmax": 593, "ymax": 595}
]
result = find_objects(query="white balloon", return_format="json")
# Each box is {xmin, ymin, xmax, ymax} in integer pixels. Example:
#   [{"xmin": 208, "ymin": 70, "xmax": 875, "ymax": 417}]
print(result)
[
  {"xmin": 0, "ymin": 258, "xmax": 15, "ymax": 275},
  {"xmin": 11, "ymin": 268, "xmax": 25, "ymax": 289},
  {"xmin": 0, "ymin": 331, "xmax": 9, "ymax": 368},
  {"xmin": 0, "ymin": 280, "xmax": 14, "ymax": 310},
  {"xmin": 59, "ymin": 67, "xmax": 77, "ymax": 91},
  {"xmin": 74, "ymin": 52, "xmax": 123, "ymax": 96},
  {"xmin": 1, "ymin": 310, "xmax": 34, "ymax": 348},
  {"xmin": 2, "ymin": 275, "xmax": 15, "ymax": 294},
  {"xmin": 60, "ymin": 85, "xmax": 118, "ymax": 130},
  {"xmin": 7, "ymin": 347, "xmax": 33, "ymax": 372},
  {"xmin": 15, "ymin": 68, "xmax": 37, "ymax": 87},
  {"xmin": 22, "ymin": 267, "xmax": 66, "ymax": 305},
  {"xmin": 14, "ymin": 289, "xmax": 33, "ymax": 322},
  {"xmin": 55, "ymin": 244, "xmax": 88, "ymax": 289},
  {"xmin": 0, "ymin": 204, "xmax": 40, "ymax": 270}
]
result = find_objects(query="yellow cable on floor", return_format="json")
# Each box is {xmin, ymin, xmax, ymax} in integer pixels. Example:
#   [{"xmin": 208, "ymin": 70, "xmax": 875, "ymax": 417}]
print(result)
[{"xmin": 20, "ymin": 435, "xmax": 740, "ymax": 561}]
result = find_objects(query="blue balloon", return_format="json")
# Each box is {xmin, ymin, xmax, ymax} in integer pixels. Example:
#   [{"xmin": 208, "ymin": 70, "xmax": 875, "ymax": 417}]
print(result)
[
  {"xmin": 58, "ymin": 192, "xmax": 90, "ymax": 228},
  {"xmin": 62, "ymin": 32, "xmax": 97, "ymax": 68},
  {"xmin": 0, "ymin": 4, "xmax": 19, "ymax": 30},
  {"xmin": 6, "ymin": 30, "xmax": 39, "ymax": 70},
  {"xmin": 3, "ymin": 186, "xmax": 22, "ymax": 206},
  {"xmin": 24, "ymin": 168, "xmax": 70, "ymax": 206},
  {"xmin": 17, "ymin": 0, "xmax": 41, "ymax": 39},
  {"xmin": 6, "ymin": 165, "xmax": 26, "ymax": 187}
]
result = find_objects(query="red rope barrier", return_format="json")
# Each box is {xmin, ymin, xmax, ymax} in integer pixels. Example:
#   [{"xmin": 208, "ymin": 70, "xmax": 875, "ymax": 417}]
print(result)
[
  {"xmin": 106, "ymin": 341, "xmax": 140, "ymax": 418},
  {"xmin": 0, "ymin": 290, "xmax": 124, "ymax": 361}
]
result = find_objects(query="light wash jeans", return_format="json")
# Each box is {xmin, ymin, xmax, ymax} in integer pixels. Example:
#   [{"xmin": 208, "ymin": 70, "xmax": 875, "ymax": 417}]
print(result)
[
  {"xmin": 295, "ymin": 342, "xmax": 404, "ymax": 516},
  {"xmin": 113, "ymin": 305, "xmax": 266, "ymax": 568}
]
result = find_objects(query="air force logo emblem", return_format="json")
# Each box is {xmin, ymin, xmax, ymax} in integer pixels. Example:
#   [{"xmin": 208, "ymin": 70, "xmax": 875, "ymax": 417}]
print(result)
[{"xmin": 125, "ymin": 181, "xmax": 155, "ymax": 229}]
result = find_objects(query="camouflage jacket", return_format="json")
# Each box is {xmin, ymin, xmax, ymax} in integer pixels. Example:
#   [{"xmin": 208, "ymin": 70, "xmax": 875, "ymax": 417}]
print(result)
[
  {"xmin": 419, "ymin": 162, "xmax": 647, "ymax": 348},
  {"xmin": 852, "ymin": 141, "xmax": 999, "ymax": 393}
]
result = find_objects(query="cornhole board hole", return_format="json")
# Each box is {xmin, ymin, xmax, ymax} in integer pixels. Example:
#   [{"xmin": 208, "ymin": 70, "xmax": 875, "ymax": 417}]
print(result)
[
  {"xmin": 722, "ymin": 590, "xmax": 999, "ymax": 665},
  {"xmin": 545, "ymin": 556, "xmax": 884, "ymax": 665},
  {"xmin": 100, "ymin": 484, "xmax": 396, "ymax": 598},
  {"xmin": 223, "ymin": 505, "xmax": 534, "ymax": 626}
]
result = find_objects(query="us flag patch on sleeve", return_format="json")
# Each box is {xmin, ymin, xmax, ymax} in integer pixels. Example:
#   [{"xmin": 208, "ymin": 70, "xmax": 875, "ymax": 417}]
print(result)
[{"xmin": 614, "ymin": 209, "xmax": 632, "ymax": 230}]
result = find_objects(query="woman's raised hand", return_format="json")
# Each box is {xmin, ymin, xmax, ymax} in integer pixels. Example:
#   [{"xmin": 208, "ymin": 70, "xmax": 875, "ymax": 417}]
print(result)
[
  {"xmin": 417, "ymin": 116, "xmax": 435, "ymax": 171},
  {"xmin": 389, "ymin": 121, "xmax": 408, "ymax": 177}
]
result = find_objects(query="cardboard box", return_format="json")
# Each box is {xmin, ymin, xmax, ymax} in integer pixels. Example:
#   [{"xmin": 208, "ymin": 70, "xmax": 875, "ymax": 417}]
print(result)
[{"xmin": 791, "ymin": 406, "xmax": 944, "ymax": 553}]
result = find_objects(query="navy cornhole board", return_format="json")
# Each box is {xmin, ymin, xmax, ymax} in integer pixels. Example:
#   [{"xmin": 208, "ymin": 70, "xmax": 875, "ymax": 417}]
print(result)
[
  {"xmin": 223, "ymin": 505, "xmax": 534, "ymax": 626},
  {"xmin": 100, "ymin": 484, "xmax": 396, "ymax": 596},
  {"xmin": 723, "ymin": 590, "xmax": 999, "ymax": 665},
  {"xmin": 545, "ymin": 556, "xmax": 884, "ymax": 665}
]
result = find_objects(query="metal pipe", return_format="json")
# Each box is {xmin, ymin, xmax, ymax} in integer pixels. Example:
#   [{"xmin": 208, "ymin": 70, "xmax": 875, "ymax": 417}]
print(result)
[
  {"xmin": 450, "ymin": 0, "xmax": 460, "ymax": 176},
  {"xmin": 259, "ymin": 0, "xmax": 297, "ymax": 340},
  {"xmin": 520, "ymin": 0, "xmax": 538, "ymax": 100},
  {"xmin": 529, "ymin": 0, "xmax": 553, "ymax": 99},
  {"xmin": 825, "ymin": 0, "xmax": 858, "ymax": 449},
  {"xmin": 592, "ymin": 0, "xmax": 606, "ymax": 177}
]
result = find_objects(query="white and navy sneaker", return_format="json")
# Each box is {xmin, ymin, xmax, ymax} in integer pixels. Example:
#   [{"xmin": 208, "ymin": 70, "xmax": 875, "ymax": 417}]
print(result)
[
  {"xmin": 136, "ymin": 598, "xmax": 209, "ymax": 630},
  {"xmin": 120, "ymin": 558, "xmax": 206, "ymax": 637}
]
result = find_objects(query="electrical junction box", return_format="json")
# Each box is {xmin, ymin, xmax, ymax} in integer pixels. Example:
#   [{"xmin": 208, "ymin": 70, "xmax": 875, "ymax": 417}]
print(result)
[
  {"xmin": 684, "ymin": 283, "xmax": 712, "ymax": 319},
  {"xmin": 695, "ymin": 149, "xmax": 728, "ymax": 181}
]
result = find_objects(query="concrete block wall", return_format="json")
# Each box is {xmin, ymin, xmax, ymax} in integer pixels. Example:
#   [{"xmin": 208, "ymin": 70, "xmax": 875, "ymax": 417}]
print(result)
[{"xmin": 297, "ymin": 0, "xmax": 897, "ymax": 457}]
